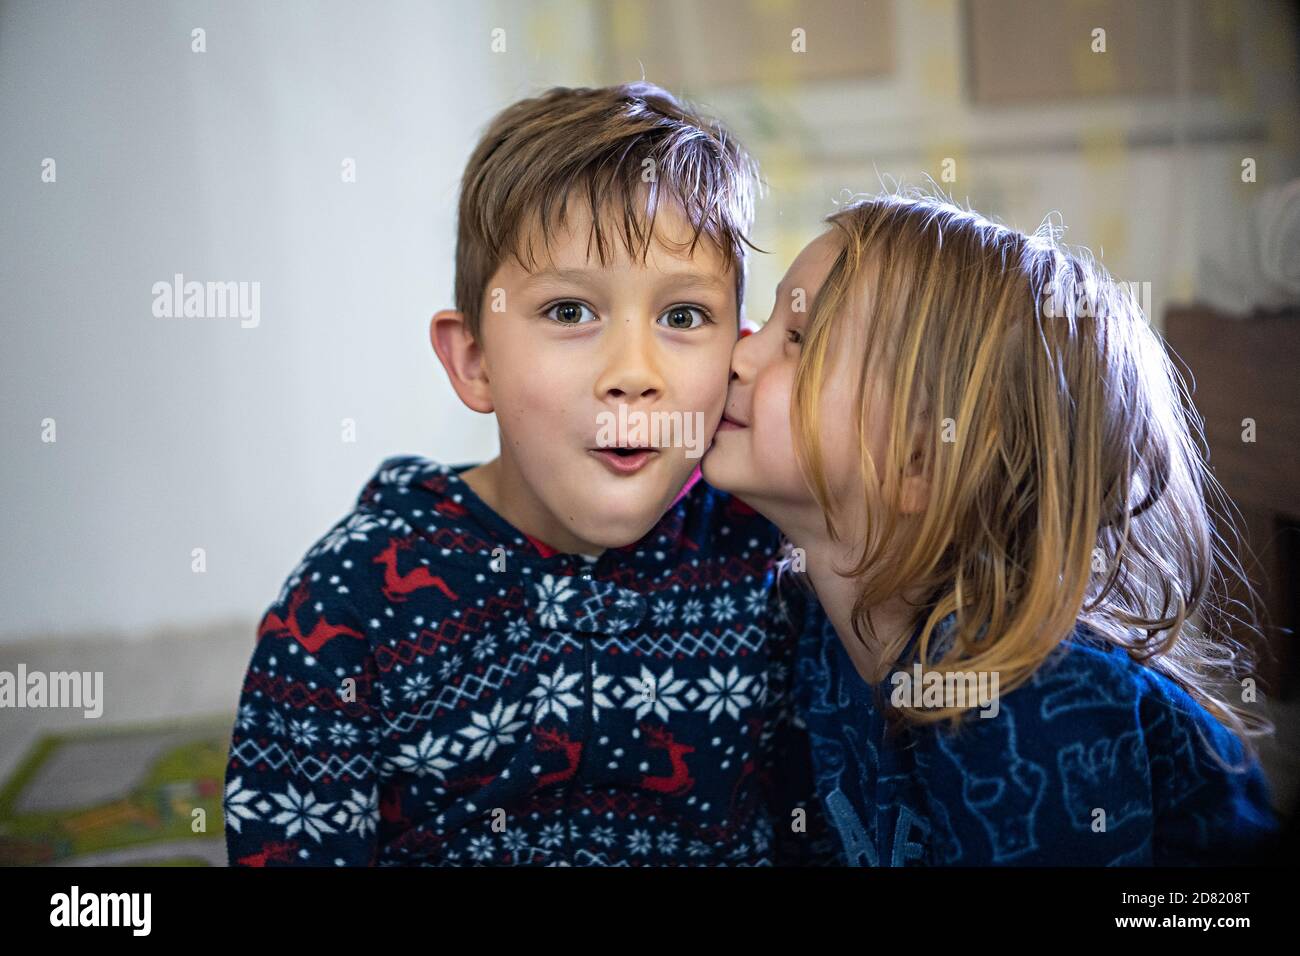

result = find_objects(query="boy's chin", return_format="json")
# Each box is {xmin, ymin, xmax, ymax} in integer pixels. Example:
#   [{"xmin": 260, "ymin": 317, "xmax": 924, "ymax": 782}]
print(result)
[
  {"xmin": 572, "ymin": 465, "xmax": 691, "ymax": 548},
  {"xmin": 569, "ymin": 504, "xmax": 660, "ymax": 551}
]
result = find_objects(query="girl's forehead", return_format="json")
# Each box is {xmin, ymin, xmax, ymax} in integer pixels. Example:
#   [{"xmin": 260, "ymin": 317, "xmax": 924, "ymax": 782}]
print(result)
[{"xmin": 786, "ymin": 229, "xmax": 843, "ymax": 281}]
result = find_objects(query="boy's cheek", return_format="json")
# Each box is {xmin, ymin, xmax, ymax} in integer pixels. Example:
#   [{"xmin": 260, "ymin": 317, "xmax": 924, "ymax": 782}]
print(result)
[
  {"xmin": 674, "ymin": 346, "xmax": 733, "ymax": 416},
  {"xmin": 492, "ymin": 376, "xmax": 576, "ymax": 447}
]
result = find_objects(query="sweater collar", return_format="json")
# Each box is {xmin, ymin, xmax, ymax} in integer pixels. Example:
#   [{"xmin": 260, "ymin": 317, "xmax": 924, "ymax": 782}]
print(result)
[{"xmin": 380, "ymin": 458, "xmax": 708, "ymax": 635}]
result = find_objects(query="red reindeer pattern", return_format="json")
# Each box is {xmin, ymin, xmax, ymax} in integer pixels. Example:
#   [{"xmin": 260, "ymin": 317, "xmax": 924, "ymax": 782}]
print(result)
[
  {"xmin": 373, "ymin": 536, "xmax": 459, "ymax": 603},
  {"xmin": 257, "ymin": 583, "xmax": 365, "ymax": 654},
  {"xmin": 535, "ymin": 726, "xmax": 584, "ymax": 788},
  {"xmin": 235, "ymin": 840, "xmax": 298, "ymax": 867},
  {"xmin": 640, "ymin": 723, "xmax": 696, "ymax": 797}
]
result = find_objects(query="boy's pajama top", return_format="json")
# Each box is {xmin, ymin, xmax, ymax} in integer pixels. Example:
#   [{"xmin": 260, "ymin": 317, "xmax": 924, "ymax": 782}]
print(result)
[{"xmin": 224, "ymin": 455, "xmax": 837, "ymax": 866}]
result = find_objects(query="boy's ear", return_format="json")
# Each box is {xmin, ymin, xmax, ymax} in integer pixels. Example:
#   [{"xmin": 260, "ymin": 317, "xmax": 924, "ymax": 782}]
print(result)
[{"xmin": 429, "ymin": 309, "xmax": 493, "ymax": 413}]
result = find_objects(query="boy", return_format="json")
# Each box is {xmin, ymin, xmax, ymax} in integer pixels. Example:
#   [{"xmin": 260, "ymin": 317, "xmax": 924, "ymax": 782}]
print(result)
[{"xmin": 223, "ymin": 82, "xmax": 836, "ymax": 865}]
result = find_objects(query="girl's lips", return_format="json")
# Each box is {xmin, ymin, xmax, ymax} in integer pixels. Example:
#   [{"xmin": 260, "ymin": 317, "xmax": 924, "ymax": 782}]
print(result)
[
  {"xmin": 589, "ymin": 448, "xmax": 658, "ymax": 475},
  {"xmin": 718, "ymin": 416, "xmax": 746, "ymax": 431}
]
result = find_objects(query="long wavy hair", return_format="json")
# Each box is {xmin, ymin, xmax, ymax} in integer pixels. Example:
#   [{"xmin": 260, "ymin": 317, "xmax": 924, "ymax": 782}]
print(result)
[{"xmin": 784, "ymin": 188, "xmax": 1272, "ymax": 761}]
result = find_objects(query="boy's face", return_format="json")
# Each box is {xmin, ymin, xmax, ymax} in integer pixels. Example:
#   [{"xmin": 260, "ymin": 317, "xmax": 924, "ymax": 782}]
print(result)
[{"xmin": 470, "ymin": 197, "xmax": 738, "ymax": 553}]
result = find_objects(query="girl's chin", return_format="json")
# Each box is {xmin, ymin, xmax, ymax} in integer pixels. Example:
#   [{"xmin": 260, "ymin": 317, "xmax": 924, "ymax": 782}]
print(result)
[
  {"xmin": 699, "ymin": 448, "xmax": 740, "ymax": 494},
  {"xmin": 701, "ymin": 458, "xmax": 771, "ymax": 509},
  {"xmin": 700, "ymin": 453, "xmax": 805, "ymax": 528}
]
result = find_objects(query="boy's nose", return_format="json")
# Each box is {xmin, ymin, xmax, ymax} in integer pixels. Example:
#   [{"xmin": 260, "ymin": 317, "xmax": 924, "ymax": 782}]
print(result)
[{"xmin": 597, "ymin": 354, "xmax": 663, "ymax": 403}]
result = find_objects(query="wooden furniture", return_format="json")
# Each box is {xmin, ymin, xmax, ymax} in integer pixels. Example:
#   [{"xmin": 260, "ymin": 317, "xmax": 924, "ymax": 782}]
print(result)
[{"xmin": 1164, "ymin": 305, "xmax": 1300, "ymax": 698}]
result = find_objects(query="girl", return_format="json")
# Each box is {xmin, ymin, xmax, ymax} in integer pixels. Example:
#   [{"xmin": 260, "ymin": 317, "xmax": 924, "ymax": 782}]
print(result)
[{"xmin": 702, "ymin": 190, "xmax": 1280, "ymax": 865}]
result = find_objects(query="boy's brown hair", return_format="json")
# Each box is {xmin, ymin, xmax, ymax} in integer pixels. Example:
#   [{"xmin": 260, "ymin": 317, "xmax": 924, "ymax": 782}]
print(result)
[{"xmin": 454, "ymin": 82, "xmax": 762, "ymax": 339}]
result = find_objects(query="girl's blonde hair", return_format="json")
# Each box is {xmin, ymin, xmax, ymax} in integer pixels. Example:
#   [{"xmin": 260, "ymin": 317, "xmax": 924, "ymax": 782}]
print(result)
[{"xmin": 787, "ymin": 188, "xmax": 1272, "ymax": 758}]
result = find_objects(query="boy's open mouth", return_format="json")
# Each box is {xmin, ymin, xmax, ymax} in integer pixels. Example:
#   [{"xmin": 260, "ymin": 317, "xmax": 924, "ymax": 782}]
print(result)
[{"xmin": 589, "ymin": 446, "xmax": 659, "ymax": 475}]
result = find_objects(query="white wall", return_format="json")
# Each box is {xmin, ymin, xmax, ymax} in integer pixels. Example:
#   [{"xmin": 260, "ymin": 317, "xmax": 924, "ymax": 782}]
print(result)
[{"xmin": 0, "ymin": 1, "xmax": 524, "ymax": 641}]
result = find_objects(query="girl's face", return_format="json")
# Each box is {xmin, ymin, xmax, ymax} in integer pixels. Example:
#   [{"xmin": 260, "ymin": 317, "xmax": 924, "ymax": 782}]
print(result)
[{"xmin": 702, "ymin": 229, "xmax": 890, "ymax": 536}]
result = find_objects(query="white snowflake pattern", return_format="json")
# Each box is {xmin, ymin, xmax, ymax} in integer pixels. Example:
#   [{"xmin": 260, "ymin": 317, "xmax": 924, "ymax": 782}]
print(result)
[
  {"xmin": 710, "ymin": 594, "xmax": 737, "ymax": 623},
  {"xmin": 459, "ymin": 699, "xmax": 528, "ymax": 761},
  {"xmin": 529, "ymin": 664, "xmax": 584, "ymax": 723},
  {"xmin": 589, "ymin": 671, "xmax": 616, "ymax": 722},
  {"xmin": 533, "ymin": 575, "xmax": 577, "ymax": 629},
  {"xmin": 377, "ymin": 462, "xmax": 421, "ymax": 487},
  {"xmin": 234, "ymin": 702, "xmax": 257, "ymax": 732},
  {"xmin": 623, "ymin": 666, "xmax": 688, "ymax": 722},
  {"xmin": 502, "ymin": 829, "xmax": 530, "ymax": 855},
  {"xmin": 627, "ymin": 829, "xmax": 653, "ymax": 855},
  {"xmin": 387, "ymin": 730, "xmax": 455, "ymax": 779},
  {"xmin": 317, "ymin": 512, "xmax": 385, "ymax": 555},
  {"xmin": 438, "ymin": 654, "xmax": 464, "ymax": 682},
  {"xmin": 223, "ymin": 776, "xmax": 260, "ymax": 833},
  {"xmin": 287, "ymin": 717, "xmax": 319, "ymax": 748},
  {"xmin": 681, "ymin": 599, "xmax": 704, "ymax": 625},
  {"xmin": 332, "ymin": 785, "xmax": 379, "ymax": 839},
  {"xmin": 327, "ymin": 720, "xmax": 360, "ymax": 748},
  {"xmin": 650, "ymin": 598, "xmax": 675, "ymax": 627},
  {"xmin": 468, "ymin": 834, "xmax": 495, "ymax": 861},
  {"xmin": 697, "ymin": 666, "xmax": 756, "ymax": 722},
  {"xmin": 268, "ymin": 781, "xmax": 338, "ymax": 842},
  {"xmin": 401, "ymin": 672, "xmax": 433, "ymax": 702}
]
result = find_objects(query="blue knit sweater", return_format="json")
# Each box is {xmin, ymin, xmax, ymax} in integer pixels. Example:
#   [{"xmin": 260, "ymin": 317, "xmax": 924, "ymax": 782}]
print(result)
[
  {"xmin": 224, "ymin": 455, "xmax": 837, "ymax": 865},
  {"xmin": 794, "ymin": 603, "xmax": 1278, "ymax": 865}
]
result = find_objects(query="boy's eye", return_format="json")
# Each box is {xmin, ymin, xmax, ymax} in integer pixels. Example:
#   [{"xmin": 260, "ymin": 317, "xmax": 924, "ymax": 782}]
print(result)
[
  {"xmin": 545, "ymin": 301, "xmax": 597, "ymax": 325},
  {"xmin": 659, "ymin": 305, "xmax": 710, "ymax": 330}
]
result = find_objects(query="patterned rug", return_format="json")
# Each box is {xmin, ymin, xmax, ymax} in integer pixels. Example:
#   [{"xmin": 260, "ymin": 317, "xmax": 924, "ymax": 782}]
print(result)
[{"xmin": 0, "ymin": 714, "xmax": 232, "ymax": 866}]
